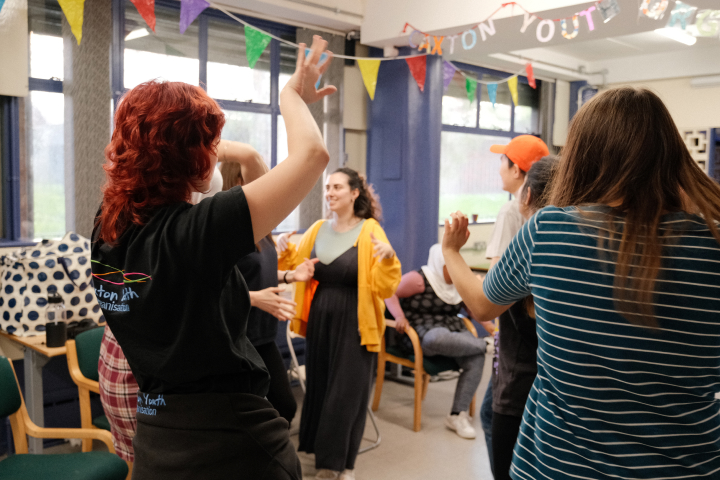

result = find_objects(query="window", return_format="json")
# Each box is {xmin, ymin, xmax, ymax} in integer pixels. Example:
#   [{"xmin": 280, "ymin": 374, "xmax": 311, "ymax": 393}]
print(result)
[
  {"xmin": 439, "ymin": 63, "xmax": 541, "ymax": 224},
  {"xmin": 115, "ymin": 0, "xmax": 298, "ymax": 231}
]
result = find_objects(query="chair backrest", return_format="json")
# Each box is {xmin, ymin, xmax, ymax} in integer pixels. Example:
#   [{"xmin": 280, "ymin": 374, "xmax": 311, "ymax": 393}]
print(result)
[
  {"xmin": 0, "ymin": 356, "xmax": 21, "ymax": 418},
  {"xmin": 74, "ymin": 327, "xmax": 104, "ymax": 381}
]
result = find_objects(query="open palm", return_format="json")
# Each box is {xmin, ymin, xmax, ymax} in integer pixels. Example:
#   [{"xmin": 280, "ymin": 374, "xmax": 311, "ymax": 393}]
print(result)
[{"xmin": 284, "ymin": 35, "xmax": 337, "ymax": 105}]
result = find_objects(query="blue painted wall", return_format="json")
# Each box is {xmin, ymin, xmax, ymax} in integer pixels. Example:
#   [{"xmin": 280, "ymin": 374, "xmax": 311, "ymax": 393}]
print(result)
[{"xmin": 367, "ymin": 52, "xmax": 443, "ymax": 273}]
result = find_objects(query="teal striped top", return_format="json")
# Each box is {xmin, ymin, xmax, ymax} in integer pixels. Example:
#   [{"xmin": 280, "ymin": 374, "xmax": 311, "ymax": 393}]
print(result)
[{"xmin": 483, "ymin": 206, "xmax": 720, "ymax": 480}]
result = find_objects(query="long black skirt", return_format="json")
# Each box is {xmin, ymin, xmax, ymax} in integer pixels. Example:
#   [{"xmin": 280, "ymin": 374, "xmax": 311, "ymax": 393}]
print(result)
[
  {"xmin": 298, "ymin": 248, "xmax": 375, "ymax": 472},
  {"xmin": 133, "ymin": 391, "xmax": 301, "ymax": 480}
]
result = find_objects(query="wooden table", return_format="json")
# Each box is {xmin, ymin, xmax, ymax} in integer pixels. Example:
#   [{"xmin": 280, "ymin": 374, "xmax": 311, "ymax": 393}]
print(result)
[{"xmin": 0, "ymin": 331, "xmax": 67, "ymax": 453}]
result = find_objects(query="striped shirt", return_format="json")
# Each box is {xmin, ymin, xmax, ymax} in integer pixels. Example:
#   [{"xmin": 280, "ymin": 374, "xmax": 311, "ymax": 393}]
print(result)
[{"xmin": 483, "ymin": 206, "xmax": 720, "ymax": 480}]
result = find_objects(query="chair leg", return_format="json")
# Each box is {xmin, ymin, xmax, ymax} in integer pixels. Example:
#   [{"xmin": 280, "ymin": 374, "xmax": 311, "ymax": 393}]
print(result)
[
  {"xmin": 469, "ymin": 393, "xmax": 477, "ymax": 418},
  {"xmin": 125, "ymin": 461, "xmax": 133, "ymax": 480},
  {"xmin": 421, "ymin": 373, "xmax": 430, "ymax": 401},
  {"xmin": 372, "ymin": 353, "xmax": 386, "ymax": 411},
  {"xmin": 413, "ymin": 370, "xmax": 423, "ymax": 432},
  {"xmin": 78, "ymin": 387, "xmax": 94, "ymax": 453},
  {"xmin": 359, "ymin": 406, "xmax": 382, "ymax": 454}
]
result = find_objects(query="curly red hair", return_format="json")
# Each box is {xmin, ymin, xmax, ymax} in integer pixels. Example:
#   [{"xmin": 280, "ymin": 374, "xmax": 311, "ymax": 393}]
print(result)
[{"xmin": 99, "ymin": 81, "xmax": 225, "ymax": 245}]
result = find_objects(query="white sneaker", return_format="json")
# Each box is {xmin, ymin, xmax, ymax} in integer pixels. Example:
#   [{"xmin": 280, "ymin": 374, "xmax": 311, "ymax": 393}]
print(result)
[
  {"xmin": 316, "ymin": 469, "xmax": 340, "ymax": 480},
  {"xmin": 339, "ymin": 470, "xmax": 355, "ymax": 480},
  {"xmin": 445, "ymin": 411, "xmax": 477, "ymax": 439}
]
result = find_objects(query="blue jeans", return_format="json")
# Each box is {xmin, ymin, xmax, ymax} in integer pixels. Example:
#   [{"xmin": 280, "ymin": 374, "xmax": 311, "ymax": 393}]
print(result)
[{"xmin": 481, "ymin": 381, "xmax": 494, "ymax": 476}]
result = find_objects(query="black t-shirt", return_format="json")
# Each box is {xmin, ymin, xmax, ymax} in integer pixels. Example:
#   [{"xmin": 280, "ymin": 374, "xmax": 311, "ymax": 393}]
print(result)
[
  {"xmin": 237, "ymin": 236, "xmax": 279, "ymax": 346},
  {"xmin": 91, "ymin": 187, "xmax": 269, "ymax": 396},
  {"xmin": 491, "ymin": 300, "xmax": 538, "ymax": 417}
]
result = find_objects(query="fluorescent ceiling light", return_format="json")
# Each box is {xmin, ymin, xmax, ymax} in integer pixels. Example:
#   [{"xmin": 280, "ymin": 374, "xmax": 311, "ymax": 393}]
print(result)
[
  {"xmin": 654, "ymin": 28, "xmax": 697, "ymax": 46},
  {"xmin": 125, "ymin": 28, "xmax": 150, "ymax": 42}
]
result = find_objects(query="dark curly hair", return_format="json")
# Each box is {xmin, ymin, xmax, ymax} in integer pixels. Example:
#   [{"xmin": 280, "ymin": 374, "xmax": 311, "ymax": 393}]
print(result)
[
  {"xmin": 332, "ymin": 167, "xmax": 382, "ymax": 221},
  {"xmin": 98, "ymin": 80, "xmax": 225, "ymax": 246}
]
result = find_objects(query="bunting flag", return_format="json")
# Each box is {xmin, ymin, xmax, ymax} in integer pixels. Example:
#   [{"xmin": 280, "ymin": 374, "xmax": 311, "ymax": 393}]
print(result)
[
  {"xmin": 58, "ymin": 0, "xmax": 85, "ymax": 44},
  {"xmin": 466, "ymin": 78, "xmax": 477, "ymax": 104},
  {"xmin": 597, "ymin": 0, "xmax": 620, "ymax": 23},
  {"xmin": 358, "ymin": 59, "xmax": 381, "ymax": 100},
  {"xmin": 245, "ymin": 25, "xmax": 272, "ymax": 68},
  {"xmin": 508, "ymin": 76, "xmax": 519, "ymax": 105},
  {"xmin": 131, "ymin": 0, "xmax": 156, "ymax": 32},
  {"xmin": 442, "ymin": 61, "xmax": 455, "ymax": 92},
  {"xmin": 180, "ymin": 0, "xmax": 209, "ymax": 34},
  {"xmin": 525, "ymin": 63, "xmax": 536, "ymax": 89},
  {"xmin": 487, "ymin": 83, "xmax": 497, "ymax": 106},
  {"xmin": 406, "ymin": 56, "xmax": 427, "ymax": 92},
  {"xmin": 305, "ymin": 49, "xmax": 328, "ymax": 88},
  {"xmin": 0, "ymin": 0, "xmax": 5, "ymax": 14}
]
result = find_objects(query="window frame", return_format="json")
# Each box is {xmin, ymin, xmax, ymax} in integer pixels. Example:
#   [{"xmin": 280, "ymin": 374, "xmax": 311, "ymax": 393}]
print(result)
[
  {"xmin": 440, "ymin": 62, "xmax": 541, "ymax": 225},
  {"xmin": 112, "ymin": 0, "xmax": 294, "ymax": 168}
]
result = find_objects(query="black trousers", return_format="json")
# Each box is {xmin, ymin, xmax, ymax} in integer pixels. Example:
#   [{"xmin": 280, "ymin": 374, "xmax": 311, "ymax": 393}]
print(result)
[
  {"xmin": 133, "ymin": 392, "xmax": 301, "ymax": 480},
  {"xmin": 254, "ymin": 341, "xmax": 298, "ymax": 426},
  {"xmin": 491, "ymin": 411, "xmax": 523, "ymax": 480}
]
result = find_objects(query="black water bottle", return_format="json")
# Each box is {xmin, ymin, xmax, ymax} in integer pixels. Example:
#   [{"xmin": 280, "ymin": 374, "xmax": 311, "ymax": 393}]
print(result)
[{"xmin": 45, "ymin": 292, "xmax": 67, "ymax": 348}]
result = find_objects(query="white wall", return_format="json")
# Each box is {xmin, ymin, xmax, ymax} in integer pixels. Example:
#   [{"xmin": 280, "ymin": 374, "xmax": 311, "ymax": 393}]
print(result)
[{"xmin": 602, "ymin": 77, "xmax": 720, "ymax": 130}]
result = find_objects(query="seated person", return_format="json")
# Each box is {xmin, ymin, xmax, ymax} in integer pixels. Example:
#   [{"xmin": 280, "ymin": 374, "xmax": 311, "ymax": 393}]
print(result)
[{"xmin": 385, "ymin": 244, "xmax": 487, "ymax": 439}]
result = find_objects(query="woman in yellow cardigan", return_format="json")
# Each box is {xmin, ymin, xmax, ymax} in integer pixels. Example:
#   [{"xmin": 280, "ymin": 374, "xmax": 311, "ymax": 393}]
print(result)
[{"xmin": 277, "ymin": 167, "xmax": 401, "ymax": 480}]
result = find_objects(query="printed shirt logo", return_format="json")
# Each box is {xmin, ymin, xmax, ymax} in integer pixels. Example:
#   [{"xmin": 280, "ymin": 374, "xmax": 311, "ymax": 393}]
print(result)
[
  {"xmin": 91, "ymin": 260, "xmax": 151, "ymax": 313},
  {"xmin": 136, "ymin": 393, "xmax": 166, "ymax": 416}
]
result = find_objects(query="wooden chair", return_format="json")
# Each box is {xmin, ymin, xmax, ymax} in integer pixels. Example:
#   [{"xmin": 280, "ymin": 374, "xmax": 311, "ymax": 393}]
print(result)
[
  {"xmin": 372, "ymin": 317, "xmax": 478, "ymax": 432},
  {"xmin": 0, "ymin": 355, "xmax": 128, "ymax": 479},
  {"xmin": 65, "ymin": 327, "xmax": 110, "ymax": 453}
]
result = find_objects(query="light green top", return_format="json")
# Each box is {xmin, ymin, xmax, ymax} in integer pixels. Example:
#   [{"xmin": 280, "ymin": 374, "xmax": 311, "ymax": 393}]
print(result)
[{"xmin": 314, "ymin": 219, "xmax": 366, "ymax": 264}]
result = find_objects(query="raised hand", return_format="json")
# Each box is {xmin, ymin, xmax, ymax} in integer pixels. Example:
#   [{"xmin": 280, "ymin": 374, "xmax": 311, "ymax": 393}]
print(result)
[
  {"xmin": 442, "ymin": 211, "xmax": 470, "ymax": 254},
  {"xmin": 276, "ymin": 231, "xmax": 296, "ymax": 253},
  {"xmin": 283, "ymin": 35, "xmax": 337, "ymax": 105},
  {"xmin": 293, "ymin": 258, "xmax": 320, "ymax": 282},
  {"xmin": 370, "ymin": 232, "xmax": 395, "ymax": 260}
]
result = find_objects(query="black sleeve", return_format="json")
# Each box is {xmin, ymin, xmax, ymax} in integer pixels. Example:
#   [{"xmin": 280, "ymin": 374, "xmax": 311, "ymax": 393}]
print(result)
[
  {"xmin": 171, "ymin": 186, "xmax": 256, "ymax": 285},
  {"xmin": 508, "ymin": 301, "xmax": 538, "ymax": 350}
]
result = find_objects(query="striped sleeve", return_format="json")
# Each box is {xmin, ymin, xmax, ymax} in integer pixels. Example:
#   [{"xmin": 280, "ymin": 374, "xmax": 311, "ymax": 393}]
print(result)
[{"xmin": 482, "ymin": 213, "xmax": 536, "ymax": 305}]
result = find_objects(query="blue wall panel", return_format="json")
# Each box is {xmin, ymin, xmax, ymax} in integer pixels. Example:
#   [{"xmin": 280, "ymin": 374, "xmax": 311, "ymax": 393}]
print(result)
[{"xmin": 367, "ymin": 53, "xmax": 443, "ymax": 273}]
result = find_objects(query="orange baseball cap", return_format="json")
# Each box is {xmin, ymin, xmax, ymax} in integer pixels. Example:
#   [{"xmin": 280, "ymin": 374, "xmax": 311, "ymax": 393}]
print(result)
[{"xmin": 490, "ymin": 135, "xmax": 549, "ymax": 173}]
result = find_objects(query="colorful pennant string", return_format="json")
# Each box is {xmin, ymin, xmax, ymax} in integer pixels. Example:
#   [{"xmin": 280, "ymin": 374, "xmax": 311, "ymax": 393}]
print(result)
[
  {"xmin": 525, "ymin": 63, "xmax": 536, "ymax": 89},
  {"xmin": 358, "ymin": 59, "xmax": 381, "ymax": 100},
  {"xmin": 130, "ymin": 0, "xmax": 156, "ymax": 32},
  {"xmin": 180, "ymin": 0, "xmax": 209, "ymax": 34},
  {"xmin": 245, "ymin": 25, "xmax": 272, "ymax": 68},
  {"xmin": 487, "ymin": 83, "xmax": 497, "ymax": 106},
  {"xmin": 406, "ymin": 56, "xmax": 427, "ymax": 92},
  {"xmin": 466, "ymin": 78, "xmax": 477, "ymax": 104},
  {"xmin": 58, "ymin": 0, "xmax": 85, "ymax": 44},
  {"xmin": 443, "ymin": 61, "xmax": 456, "ymax": 92},
  {"xmin": 0, "ymin": 0, "xmax": 6, "ymax": 14},
  {"xmin": 507, "ymin": 76, "xmax": 519, "ymax": 105}
]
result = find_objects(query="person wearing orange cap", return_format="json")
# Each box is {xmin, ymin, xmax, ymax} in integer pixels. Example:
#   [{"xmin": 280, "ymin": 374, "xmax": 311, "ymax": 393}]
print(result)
[{"xmin": 479, "ymin": 135, "xmax": 549, "ymax": 476}]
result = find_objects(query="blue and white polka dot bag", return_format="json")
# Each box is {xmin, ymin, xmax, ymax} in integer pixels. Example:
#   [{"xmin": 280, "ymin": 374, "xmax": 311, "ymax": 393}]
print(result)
[{"xmin": 0, "ymin": 232, "xmax": 103, "ymax": 336}]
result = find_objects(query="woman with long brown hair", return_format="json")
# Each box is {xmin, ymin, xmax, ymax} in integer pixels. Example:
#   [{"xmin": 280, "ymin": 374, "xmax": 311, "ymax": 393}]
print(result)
[
  {"xmin": 92, "ymin": 37, "xmax": 336, "ymax": 479},
  {"xmin": 443, "ymin": 87, "xmax": 720, "ymax": 479},
  {"xmin": 277, "ymin": 167, "xmax": 401, "ymax": 480}
]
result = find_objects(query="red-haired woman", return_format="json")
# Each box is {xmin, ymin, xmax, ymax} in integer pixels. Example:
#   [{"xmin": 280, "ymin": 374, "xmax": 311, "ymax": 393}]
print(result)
[{"xmin": 91, "ymin": 37, "xmax": 336, "ymax": 480}]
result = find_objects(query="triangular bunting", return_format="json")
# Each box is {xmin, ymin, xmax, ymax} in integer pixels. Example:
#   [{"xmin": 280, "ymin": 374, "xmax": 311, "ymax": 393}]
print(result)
[
  {"xmin": 245, "ymin": 25, "xmax": 272, "ymax": 68},
  {"xmin": 525, "ymin": 63, "xmax": 536, "ymax": 89},
  {"xmin": 443, "ymin": 61, "xmax": 455, "ymax": 92},
  {"xmin": 306, "ymin": 49, "xmax": 328, "ymax": 89},
  {"xmin": 58, "ymin": 0, "xmax": 85, "ymax": 45},
  {"xmin": 358, "ymin": 59, "xmax": 381, "ymax": 101},
  {"xmin": 0, "ymin": 0, "xmax": 6, "ymax": 14},
  {"xmin": 487, "ymin": 83, "xmax": 497, "ymax": 107},
  {"xmin": 406, "ymin": 56, "xmax": 427, "ymax": 92},
  {"xmin": 466, "ymin": 78, "xmax": 477, "ymax": 104},
  {"xmin": 179, "ymin": 0, "xmax": 209, "ymax": 34},
  {"xmin": 131, "ymin": 0, "xmax": 156, "ymax": 32},
  {"xmin": 508, "ymin": 76, "xmax": 519, "ymax": 105}
]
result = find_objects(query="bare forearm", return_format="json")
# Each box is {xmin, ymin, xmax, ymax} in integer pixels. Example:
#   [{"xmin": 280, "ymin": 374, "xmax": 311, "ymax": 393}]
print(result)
[
  {"xmin": 385, "ymin": 294, "xmax": 406, "ymax": 321},
  {"xmin": 219, "ymin": 140, "xmax": 268, "ymax": 184},
  {"xmin": 277, "ymin": 270, "xmax": 296, "ymax": 283},
  {"xmin": 243, "ymin": 89, "xmax": 329, "ymax": 242},
  {"xmin": 443, "ymin": 249, "xmax": 508, "ymax": 321}
]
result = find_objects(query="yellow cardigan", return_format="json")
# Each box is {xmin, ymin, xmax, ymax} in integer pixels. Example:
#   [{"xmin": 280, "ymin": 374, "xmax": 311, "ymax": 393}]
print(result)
[{"xmin": 278, "ymin": 219, "xmax": 402, "ymax": 352}]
